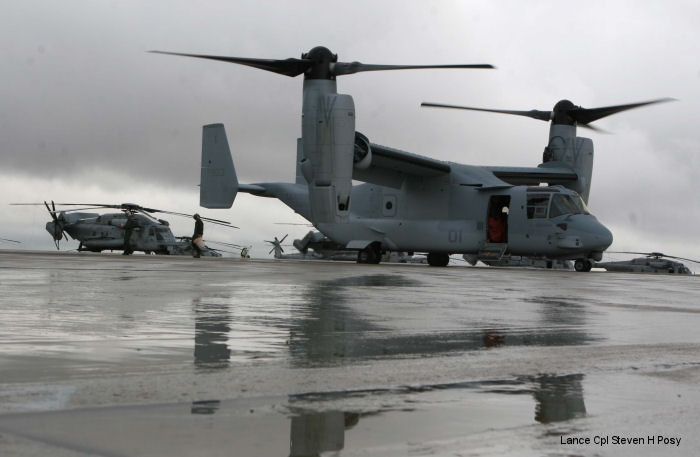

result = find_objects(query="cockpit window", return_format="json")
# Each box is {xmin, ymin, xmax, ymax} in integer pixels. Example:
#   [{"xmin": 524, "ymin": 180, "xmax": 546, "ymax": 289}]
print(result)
[
  {"xmin": 549, "ymin": 194, "xmax": 590, "ymax": 218},
  {"xmin": 527, "ymin": 194, "xmax": 551, "ymax": 219}
]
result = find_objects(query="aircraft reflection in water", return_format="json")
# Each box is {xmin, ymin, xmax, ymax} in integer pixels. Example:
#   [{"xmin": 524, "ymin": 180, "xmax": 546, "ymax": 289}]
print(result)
[
  {"xmin": 193, "ymin": 298, "xmax": 231, "ymax": 370},
  {"xmin": 288, "ymin": 275, "xmax": 597, "ymax": 365},
  {"xmin": 187, "ymin": 283, "xmax": 588, "ymax": 454},
  {"xmin": 187, "ymin": 275, "xmax": 596, "ymax": 367},
  {"xmin": 186, "ymin": 376, "xmax": 586, "ymax": 455}
]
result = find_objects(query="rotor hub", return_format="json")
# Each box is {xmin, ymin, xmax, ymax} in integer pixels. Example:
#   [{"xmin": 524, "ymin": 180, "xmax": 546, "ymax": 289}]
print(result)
[
  {"xmin": 551, "ymin": 99, "xmax": 577, "ymax": 125},
  {"xmin": 302, "ymin": 46, "xmax": 338, "ymax": 80}
]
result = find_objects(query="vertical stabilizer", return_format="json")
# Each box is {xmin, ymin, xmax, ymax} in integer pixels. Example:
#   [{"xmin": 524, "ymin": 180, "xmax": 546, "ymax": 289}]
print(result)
[{"xmin": 200, "ymin": 124, "xmax": 238, "ymax": 208}]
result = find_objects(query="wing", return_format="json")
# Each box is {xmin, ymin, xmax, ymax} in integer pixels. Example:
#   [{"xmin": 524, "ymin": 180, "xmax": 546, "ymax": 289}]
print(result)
[
  {"xmin": 352, "ymin": 143, "xmax": 577, "ymax": 189},
  {"xmin": 353, "ymin": 143, "xmax": 452, "ymax": 188},
  {"xmin": 484, "ymin": 166, "xmax": 579, "ymax": 186}
]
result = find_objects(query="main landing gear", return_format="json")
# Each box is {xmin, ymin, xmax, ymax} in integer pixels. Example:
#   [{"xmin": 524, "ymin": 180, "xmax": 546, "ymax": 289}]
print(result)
[
  {"xmin": 427, "ymin": 252, "xmax": 450, "ymax": 267},
  {"xmin": 574, "ymin": 258, "xmax": 593, "ymax": 272},
  {"xmin": 357, "ymin": 243, "xmax": 381, "ymax": 264}
]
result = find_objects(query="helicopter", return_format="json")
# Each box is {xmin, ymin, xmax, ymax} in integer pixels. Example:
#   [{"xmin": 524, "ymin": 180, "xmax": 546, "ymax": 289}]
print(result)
[
  {"xmin": 11, "ymin": 201, "xmax": 234, "ymax": 255},
  {"xmin": 594, "ymin": 251, "xmax": 698, "ymax": 274},
  {"xmin": 153, "ymin": 46, "xmax": 669, "ymax": 270}
]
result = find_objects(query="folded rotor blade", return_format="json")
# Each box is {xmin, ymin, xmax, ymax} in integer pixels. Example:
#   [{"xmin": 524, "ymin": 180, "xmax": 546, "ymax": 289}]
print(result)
[
  {"xmin": 150, "ymin": 51, "xmax": 313, "ymax": 77},
  {"xmin": 421, "ymin": 102, "xmax": 552, "ymax": 122},
  {"xmin": 333, "ymin": 62, "xmax": 494, "ymax": 76}
]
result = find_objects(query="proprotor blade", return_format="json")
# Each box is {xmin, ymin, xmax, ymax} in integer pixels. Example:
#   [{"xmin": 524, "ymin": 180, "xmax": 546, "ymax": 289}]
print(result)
[
  {"xmin": 149, "ymin": 51, "xmax": 312, "ymax": 77},
  {"xmin": 568, "ymin": 98, "xmax": 675, "ymax": 125},
  {"xmin": 421, "ymin": 102, "xmax": 551, "ymax": 122},
  {"xmin": 332, "ymin": 62, "xmax": 494, "ymax": 76}
]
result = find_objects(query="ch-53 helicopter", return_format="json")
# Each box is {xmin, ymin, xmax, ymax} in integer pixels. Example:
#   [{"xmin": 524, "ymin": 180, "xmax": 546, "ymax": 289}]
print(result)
[
  {"xmin": 153, "ymin": 46, "xmax": 670, "ymax": 270},
  {"xmin": 12, "ymin": 201, "xmax": 234, "ymax": 255},
  {"xmin": 594, "ymin": 251, "xmax": 698, "ymax": 274}
]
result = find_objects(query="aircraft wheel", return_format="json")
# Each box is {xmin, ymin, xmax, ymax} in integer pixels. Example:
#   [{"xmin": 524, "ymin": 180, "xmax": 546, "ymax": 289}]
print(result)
[
  {"xmin": 574, "ymin": 259, "xmax": 592, "ymax": 272},
  {"xmin": 357, "ymin": 245, "xmax": 381, "ymax": 264},
  {"xmin": 427, "ymin": 252, "xmax": 450, "ymax": 267}
]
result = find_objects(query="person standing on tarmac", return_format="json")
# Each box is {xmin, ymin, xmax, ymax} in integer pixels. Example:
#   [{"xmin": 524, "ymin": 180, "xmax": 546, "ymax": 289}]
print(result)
[
  {"xmin": 122, "ymin": 212, "xmax": 138, "ymax": 255},
  {"xmin": 192, "ymin": 213, "xmax": 204, "ymax": 258}
]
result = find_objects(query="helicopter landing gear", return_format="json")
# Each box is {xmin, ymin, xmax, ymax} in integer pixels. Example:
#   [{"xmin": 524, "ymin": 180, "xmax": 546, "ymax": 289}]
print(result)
[
  {"xmin": 357, "ymin": 243, "xmax": 381, "ymax": 264},
  {"xmin": 427, "ymin": 252, "xmax": 450, "ymax": 267},
  {"xmin": 574, "ymin": 259, "xmax": 593, "ymax": 272}
]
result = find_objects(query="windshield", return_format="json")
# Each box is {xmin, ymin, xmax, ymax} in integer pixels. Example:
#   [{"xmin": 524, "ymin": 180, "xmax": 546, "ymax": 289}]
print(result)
[
  {"xmin": 526, "ymin": 194, "xmax": 551, "ymax": 219},
  {"xmin": 549, "ymin": 194, "xmax": 590, "ymax": 218}
]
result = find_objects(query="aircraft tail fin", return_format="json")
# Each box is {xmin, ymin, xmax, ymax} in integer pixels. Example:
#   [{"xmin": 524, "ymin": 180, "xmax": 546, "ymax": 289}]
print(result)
[{"xmin": 200, "ymin": 123, "xmax": 239, "ymax": 208}]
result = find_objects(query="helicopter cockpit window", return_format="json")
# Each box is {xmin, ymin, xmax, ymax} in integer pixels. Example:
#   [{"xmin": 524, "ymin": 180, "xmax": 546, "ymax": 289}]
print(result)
[
  {"xmin": 526, "ymin": 194, "xmax": 551, "ymax": 219},
  {"xmin": 549, "ymin": 194, "xmax": 591, "ymax": 218}
]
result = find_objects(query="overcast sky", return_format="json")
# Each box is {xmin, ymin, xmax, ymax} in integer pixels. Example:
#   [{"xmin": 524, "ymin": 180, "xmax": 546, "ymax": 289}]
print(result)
[{"xmin": 2, "ymin": 1, "xmax": 699, "ymax": 263}]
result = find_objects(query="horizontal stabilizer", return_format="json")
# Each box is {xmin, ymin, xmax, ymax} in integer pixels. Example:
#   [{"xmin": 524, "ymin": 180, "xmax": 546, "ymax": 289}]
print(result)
[{"xmin": 201, "ymin": 124, "xmax": 238, "ymax": 208}]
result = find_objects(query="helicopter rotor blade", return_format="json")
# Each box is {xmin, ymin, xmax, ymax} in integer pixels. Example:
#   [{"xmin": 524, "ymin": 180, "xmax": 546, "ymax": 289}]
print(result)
[
  {"xmin": 280, "ymin": 234, "xmax": 288, "ymax": 244},
  {"xmin": 568, "ymin": 98, "xmax": 675, "ymax": 125},
  {"xmin": 421, "ymin": 102, "xmax": 552, "ymax": 122},
  {"xmin": 332, "ymin": 62, "xmax": 494, "ymax": 76},
  {"xmin": 422, "ymin": 98, "xmax": 674, "ymax": 129},
  {"xmin": 608, "ymin": 251, "xmax": 700, "ymax": 264},
  {"xmin": 269, "ymin": 246, "xmax": 275, "ymax": 255},
  {"xmin": 151, "ymin": 49, "xmax": 494, "ymax": 79},
  {"xmin": 0, "ymin": 237, "xmax": 21, "ymax": 243},
  {"xmin": 150, "ymin": 51, "xmax": 313, "ymax": 77},
  {"xmin": 43, "ymin": 201, "xmax": 59, "ymax": 222},
  {"xmin": 663, "ymin": 255, "xmax": 700, "ymax": 264}
]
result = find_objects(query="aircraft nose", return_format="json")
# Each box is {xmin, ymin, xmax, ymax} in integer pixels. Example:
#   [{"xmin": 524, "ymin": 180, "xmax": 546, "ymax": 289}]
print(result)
[{"xmin": 595, "ymin": 223, "xmax": 613, "ymax": 251}]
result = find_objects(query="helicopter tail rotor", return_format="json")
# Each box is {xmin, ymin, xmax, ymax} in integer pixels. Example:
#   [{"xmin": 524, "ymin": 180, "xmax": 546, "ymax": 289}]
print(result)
[
  {"xmin": 43, "ymin": 200, "xmax": 65, "ymax": 249},
  {"xmin": 265, "ymin": 235, "xmax": 288, "ymax": 257}
]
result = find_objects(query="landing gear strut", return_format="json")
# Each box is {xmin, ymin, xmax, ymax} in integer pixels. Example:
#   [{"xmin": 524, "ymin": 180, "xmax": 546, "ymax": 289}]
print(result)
[
  {"xmin": 427, "ymin": 252, "xmax": 450, "ymax": 267},
  {"xmin": 574, "ymin": 259, "xmax": 593, "ymax": 272},
  {"xmin": 357, "ymin": 244, "xmax": 381, "ymax": 264}
]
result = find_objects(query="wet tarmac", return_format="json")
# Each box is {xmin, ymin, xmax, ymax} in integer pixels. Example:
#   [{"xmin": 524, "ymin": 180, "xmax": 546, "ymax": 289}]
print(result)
[{"xmin": 1, "ymin": 250, "xmax": 699, "ymax": 456}]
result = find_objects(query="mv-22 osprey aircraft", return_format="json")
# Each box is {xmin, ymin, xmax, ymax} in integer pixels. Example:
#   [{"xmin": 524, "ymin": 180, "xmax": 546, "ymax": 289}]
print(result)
[{"xmin": 153, "ymin": 47, "xmax": 669, "ymax": 271}]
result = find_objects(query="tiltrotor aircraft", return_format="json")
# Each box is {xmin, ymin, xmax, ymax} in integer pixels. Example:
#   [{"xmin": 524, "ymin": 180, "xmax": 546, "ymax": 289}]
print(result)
[
  {"xmin": 594, "ymin": 251, "xmax": 697, "ymax": 274},
  {"xmin": 153, "ymin": 46, "xmax": 668, "ymax": 270},
  {"xmin": 12, "ymin": 201, "xmax": 233, "ymax": 255}
]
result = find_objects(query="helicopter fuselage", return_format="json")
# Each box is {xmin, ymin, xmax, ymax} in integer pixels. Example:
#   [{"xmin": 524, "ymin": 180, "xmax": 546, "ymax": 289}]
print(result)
[{"xmin": 50, "ymin": 212, "xmax": 177, "ymax": 253}]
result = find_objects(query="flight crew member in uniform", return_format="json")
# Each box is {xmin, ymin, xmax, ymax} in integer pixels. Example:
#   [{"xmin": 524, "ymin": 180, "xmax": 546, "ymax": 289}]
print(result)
[
  {"xmin": 122, "ymin": 212, "xmax": 138, "ymax": 255},
  {"xmin": 192, "ymin": 213, "xmax": 204, "ymax": 258}
]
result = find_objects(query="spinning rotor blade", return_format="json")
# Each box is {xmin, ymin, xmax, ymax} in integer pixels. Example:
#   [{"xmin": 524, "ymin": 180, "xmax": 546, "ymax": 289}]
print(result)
[
  {"xmin": 151, "ymin": 47, "xmax": 494, "ymax": 79},
  {"xmin": 568, "ymin": 98, "xmax": 675, "ymax": 125},
  {"xmin": 421, "ymin": 102, "xmax": 551, "ymax": 121},
  {"xmin": 332, "ymin": 62, "xmax": 494, "ymax": 76},
  {"xmin": 422, "ymin": 98, "xmax": 674, "ymax": 129},
  {"xmin": 150, "ymin": 51, "xmax": 313, "ymax": 77}
]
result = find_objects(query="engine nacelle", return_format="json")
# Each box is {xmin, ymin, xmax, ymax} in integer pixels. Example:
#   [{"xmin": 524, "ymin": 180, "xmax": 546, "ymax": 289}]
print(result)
[{"xmin": 353, "ymin": 131, "xmax": 372, "ymax": 170}]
